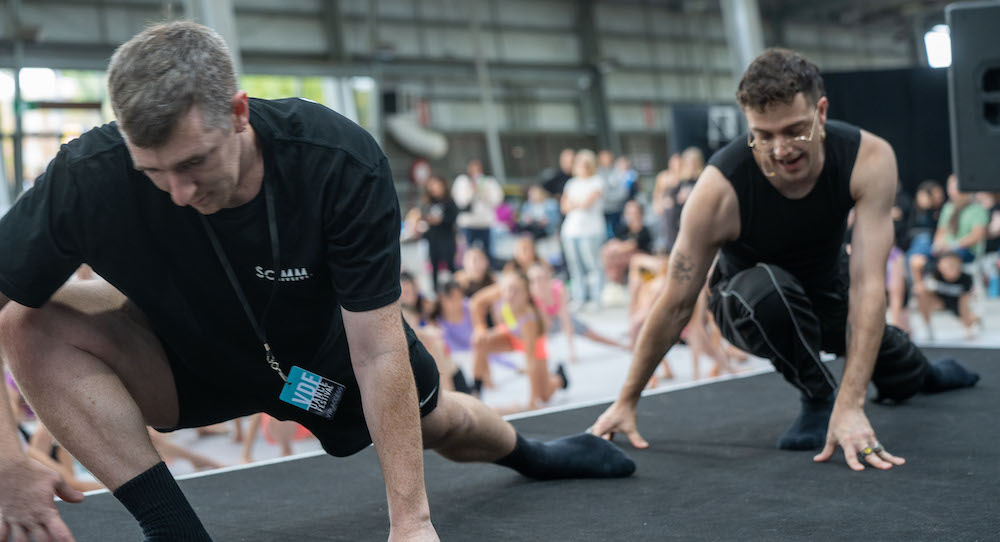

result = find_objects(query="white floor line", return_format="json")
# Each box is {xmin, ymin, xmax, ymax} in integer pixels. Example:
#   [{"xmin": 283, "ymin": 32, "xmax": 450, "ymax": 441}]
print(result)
[
  {"xmin": 503, "ymin": 365, "xmax": 775, "ymax": 422},
  {"xmin": 78, "ymin": 450, "xmax": 331, "ymax": 497}
]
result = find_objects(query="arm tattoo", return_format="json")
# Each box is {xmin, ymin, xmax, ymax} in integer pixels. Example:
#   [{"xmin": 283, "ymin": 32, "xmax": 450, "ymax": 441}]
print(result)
[{"xmin": 671, "ymin": 253, "xmax": 695, "ymax": 282}]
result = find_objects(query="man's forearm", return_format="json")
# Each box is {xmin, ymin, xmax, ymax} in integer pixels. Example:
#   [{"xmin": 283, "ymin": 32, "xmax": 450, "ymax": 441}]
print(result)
[
  {"xmin": 354, "ymin": 350, "xmax": 430, "ymax": 530},
  {"xmin": 0, "ymin": 376, "xmax": 28, "ymax": 462},
  {"xmin": 619, "ymin": 301, "xmax": 692, "ymax": 403},
  {"xmin": 955, "ymin": 229, "xmax": 984, "ymax": 249},
  {"xmin": 0, "ymin": 294, "xmax": 29, "ymax": 463},
  {"xmin": 840, "ymin": 281, "xmax": 886, "ymax": 407}
]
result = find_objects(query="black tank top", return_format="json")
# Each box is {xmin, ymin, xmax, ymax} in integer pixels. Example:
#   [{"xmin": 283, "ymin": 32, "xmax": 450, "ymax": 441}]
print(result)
[{"xmin": 708, "ymin": 119, "xmax": 861, "ymax": 291}]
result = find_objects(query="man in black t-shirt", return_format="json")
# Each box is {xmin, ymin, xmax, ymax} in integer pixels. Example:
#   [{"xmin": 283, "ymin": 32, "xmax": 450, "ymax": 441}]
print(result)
[
  {"xmin": 0, "ymin": 22, "xmax": 634, "ymax": 542},
  {"xmin": 540, "ymin": 148, "xmax": 575, "ymax": 199},
  {"xmin": 592, "ymin": 49, "xmax": 977, "ymax": 472},
  {"xmin": 601, "ymin": 200, "xmax": 653, "ymax": 285}
]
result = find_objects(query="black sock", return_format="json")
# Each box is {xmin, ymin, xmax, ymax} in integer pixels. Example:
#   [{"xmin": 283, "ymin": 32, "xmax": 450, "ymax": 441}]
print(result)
[
  {"xmin": 113, "ymin": 462, "xmax": 212, "ymax": 541},
  {"xmin": 777, "ymin": 394, "xmax": 834, "ymax": 451},
  {"xmin": 452, "ymin": 369, "xmax": 472, "ymax": 395},
  {"xmin": 555, "ymin": 363, "xmax": 569, "ymax": 390},
  {"xmin": 472, "ymin": 379, "xmax": 483, "ymax": 397},
  {"xmin": 494, "ymin": 433, "xmax": 635, "ymax": 480},
  {"xmin": 922, "ymin": 358, "xmax": 980, "ymax": 393}
]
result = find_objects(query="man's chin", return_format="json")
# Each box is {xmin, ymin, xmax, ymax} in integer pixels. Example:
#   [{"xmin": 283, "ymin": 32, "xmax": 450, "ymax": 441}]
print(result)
[{"xmin": 191, "ymin": 202, "xmax": 221, "ymax": 215}]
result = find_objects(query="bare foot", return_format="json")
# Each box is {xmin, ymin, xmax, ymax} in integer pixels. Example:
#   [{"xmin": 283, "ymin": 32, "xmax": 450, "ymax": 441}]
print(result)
[{"xmin": 726, "ymin": 345, "xmax": 748, "ymax": 363}]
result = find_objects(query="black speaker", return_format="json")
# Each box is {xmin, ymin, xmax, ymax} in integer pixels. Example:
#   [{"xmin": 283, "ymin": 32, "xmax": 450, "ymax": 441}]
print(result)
[{"xmin": 946, "ymin": 1, "xmax": 1000, "ymax": 191}]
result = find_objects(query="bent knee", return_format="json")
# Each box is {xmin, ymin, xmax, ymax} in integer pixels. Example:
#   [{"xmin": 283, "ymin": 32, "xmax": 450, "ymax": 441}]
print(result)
[
  {"xmin": 0, "ymin": 298, "xmax": 131, "ymax": 375},
  {"xmin": 422, "ymin": 393, "xmax": 473, "ymax": 449},
  {"xmin": 0, "ymin": 302, "xmax": 62, "ymax": 370}
]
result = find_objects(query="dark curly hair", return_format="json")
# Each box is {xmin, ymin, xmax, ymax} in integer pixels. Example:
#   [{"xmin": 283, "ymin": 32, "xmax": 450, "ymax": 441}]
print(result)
[{"xmin": 737, "ymin": 48, "xmax": 825, "ymax": 112}]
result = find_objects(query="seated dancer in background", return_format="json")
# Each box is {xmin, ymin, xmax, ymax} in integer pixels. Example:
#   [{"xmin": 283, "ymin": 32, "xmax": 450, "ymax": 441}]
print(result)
[
  {"xmin": 470, "ymin": 270, "xmax": 568, "ymax": 409},
  {"xmin": 526, "ymin": 263, "xmax": 629, "ymax": 365}
]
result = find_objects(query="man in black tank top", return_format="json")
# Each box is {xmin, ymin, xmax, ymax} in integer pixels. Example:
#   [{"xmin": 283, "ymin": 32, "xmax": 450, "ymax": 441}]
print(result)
[{"xmin": 592, "ymin": 48, "xmax": 978, "ymax": 471}]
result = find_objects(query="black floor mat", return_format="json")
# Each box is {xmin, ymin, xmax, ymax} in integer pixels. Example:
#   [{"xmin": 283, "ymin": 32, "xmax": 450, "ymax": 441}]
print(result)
[{"xmin": 57, "ymin": 348, "xmax": 998, "ymax": 541}]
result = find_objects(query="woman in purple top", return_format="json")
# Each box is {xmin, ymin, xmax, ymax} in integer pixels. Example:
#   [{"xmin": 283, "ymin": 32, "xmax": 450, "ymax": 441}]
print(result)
[{"xmin": 433, "ymin": 282, "xmax": 474, "ymax": 353}]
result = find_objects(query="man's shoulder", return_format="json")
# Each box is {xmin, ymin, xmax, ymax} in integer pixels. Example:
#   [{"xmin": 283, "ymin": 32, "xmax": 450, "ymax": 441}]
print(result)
[
  {"xmin": 61, "ymin": 122, "xmax": 129, "ymax": 168},
  {"xmin": 707, "ymin": 138, "xmax": 753, "ymax": 181},
  {"xmin": 853, "ymin": 128, "xmax": 893, "ymax": 164},
  {"xmin": 249, "ymin": 97, "xmax": 384, "ymax": 171}
]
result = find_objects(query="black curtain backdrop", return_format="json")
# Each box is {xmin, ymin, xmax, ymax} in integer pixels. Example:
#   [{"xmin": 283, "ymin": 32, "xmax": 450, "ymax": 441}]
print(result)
[
  {"xmin": 670, "ymin": 104, "xmax": 744, "ymax": 160},
  {"xmin": 823, "ymin": 68, "xmax": 952, "ymax": 195}
]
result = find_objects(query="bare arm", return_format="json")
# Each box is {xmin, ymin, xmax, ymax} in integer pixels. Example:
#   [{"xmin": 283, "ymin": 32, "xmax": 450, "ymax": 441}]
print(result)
[
  {"xmin": 989, "ymin": 208, "xmax": 1000, "ymax": 237},
  {"xmin": 581, "ymin": 188, "xmax": 603, "ymax": 210},
  {"xmin": 0, "ymin": 293, "xmax": 24, "ymax": 459},
  {"xmin": 469, "ymin": 284, "xmax": 501, "ymax": 330},
  {"xmin": 616, "ymin": 170, "xmax": 738, "ymax": 404},
  {"xmin": 955, "ymin": 224, "xmax": 986, "ymax": 249},
  {"xmin": 0, "ymin": 292, "xmax": 83, "ymax": 541},
  {"xmin": 560, "ymin": 191, "xmax": 573, "ymax": 215},
  {"xmin": 842, "ymin": 135, "xmax": 896, "ymax": 409},
  {"xmin": 815, "ymin": 132, "xmax": 905, "ymax": 471},
  {"xmin": 591, "ymin": 167, "xmax": 738, "ymax": 448},
  {"xmin": 342, "ymin": 301, "xmax": 435, "ymax": 539}
]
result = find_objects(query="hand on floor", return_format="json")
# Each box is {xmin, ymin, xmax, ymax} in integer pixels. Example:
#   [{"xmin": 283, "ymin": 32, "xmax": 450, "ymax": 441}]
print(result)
[
  {"xmin": 813, "ymin": 404, "xmax": 905, "ymax": 471},
  {"xmin": 590, "ymin": 400, "xmax": 649, "ymax": 449}
]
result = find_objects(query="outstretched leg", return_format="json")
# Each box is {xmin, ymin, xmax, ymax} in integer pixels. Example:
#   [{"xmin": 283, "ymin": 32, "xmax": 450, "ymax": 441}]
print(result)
[{"xmin": 421, "ymin": 391, "xmax": 635, "ymax": 479}]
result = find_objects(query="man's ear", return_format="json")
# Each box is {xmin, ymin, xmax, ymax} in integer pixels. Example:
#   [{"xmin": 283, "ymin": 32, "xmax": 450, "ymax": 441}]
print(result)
[{"xmin": 231, "ymin": 90, "xmax": 250, "ymax": 133}]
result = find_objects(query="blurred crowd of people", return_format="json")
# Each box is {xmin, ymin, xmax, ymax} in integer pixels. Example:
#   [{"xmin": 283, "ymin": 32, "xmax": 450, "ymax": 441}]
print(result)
[
  {"xmin": 887, "ymin": 174, "xmax": 999, "ymax": 339},
  {"xmin": 399, "ymin": 146, "xmax": 753, "ymax": 414}
]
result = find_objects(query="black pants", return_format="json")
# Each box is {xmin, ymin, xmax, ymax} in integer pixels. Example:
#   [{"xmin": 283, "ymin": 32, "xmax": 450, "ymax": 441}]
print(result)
[
  {"xmin": 427, "ymin": 237, "xmax": 456, "ymax": 293},
  {"xmin": 708, "ymin": 263, "xmax": 928, "ymax": 401}
]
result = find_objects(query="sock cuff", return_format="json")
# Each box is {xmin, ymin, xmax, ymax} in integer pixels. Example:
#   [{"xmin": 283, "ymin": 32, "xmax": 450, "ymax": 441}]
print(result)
[
  {"xmin": 113, "ymin": 462, "xmax": 187, "ymax": 522},
  {"xmin": 494, "ymin": 433, "xmax": 529, "ymax": 467}
]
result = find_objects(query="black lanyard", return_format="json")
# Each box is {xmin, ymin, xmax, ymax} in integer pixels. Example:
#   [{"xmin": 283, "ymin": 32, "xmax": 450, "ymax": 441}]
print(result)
[{"xmin": 199, "ymin": 178, "xmax": 288, "ymax": 382}]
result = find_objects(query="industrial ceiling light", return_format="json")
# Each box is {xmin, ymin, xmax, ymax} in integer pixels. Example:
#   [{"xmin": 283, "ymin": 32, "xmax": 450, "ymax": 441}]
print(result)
[{"xmin": 925, "ymin": 24, "xmax": 952, "ymax": 68}]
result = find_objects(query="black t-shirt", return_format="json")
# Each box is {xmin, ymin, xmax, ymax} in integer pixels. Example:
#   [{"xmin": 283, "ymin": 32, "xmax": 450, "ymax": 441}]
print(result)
[
  {"xmin": 986, "ymin": 203, "xmax": 1000, "ymax": 253},
  {"xmin": 708, "ymin": 119, "xmax": 861, "ymax": 293},
  {"xmin": 0, "ymin": 98, "xmax": 403, "ymax": 393},
  {"xmin": 613, "ymin": 222, "xmax": 652, "ymax": 254},
  {"xmin": 930, "ymin": 269, "xmax": 973, "ymax": 299},
  {"xmin": 423, "ymin": 198, "xmax": 458, "ymax": 247},
  {"xmin": 542, "ymin": 170, "xmax": 571, "ymax": 198}
]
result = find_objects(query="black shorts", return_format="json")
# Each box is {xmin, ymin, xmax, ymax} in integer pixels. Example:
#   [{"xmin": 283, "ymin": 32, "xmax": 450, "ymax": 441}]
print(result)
[
  {"xmin": 156, "ymin": 323, "xmax": 440, "ymax": 458},
  {"xmin": 937, "ymin": 293, "xmax": 962, "ymax": 316}
]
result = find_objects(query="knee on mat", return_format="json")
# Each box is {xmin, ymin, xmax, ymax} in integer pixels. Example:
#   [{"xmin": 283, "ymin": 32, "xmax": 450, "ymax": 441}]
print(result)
[
  {"xmin": 872, "ymin": 362, "xmax": 927, "ymax": 402},
  {"xmin": 871, "ymin": 327, "xmax": 929, "ymax": 402}
]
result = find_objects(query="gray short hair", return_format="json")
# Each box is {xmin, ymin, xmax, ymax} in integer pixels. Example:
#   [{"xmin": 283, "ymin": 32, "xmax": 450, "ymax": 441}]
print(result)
[{"xmin": 107, "ymin": 21, "xmax": 237, "ymax": 148}]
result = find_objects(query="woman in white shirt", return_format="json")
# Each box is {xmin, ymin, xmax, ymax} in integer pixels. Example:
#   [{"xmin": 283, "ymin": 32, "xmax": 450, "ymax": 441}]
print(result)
[{"xmin": 560, "ymin": 149, "xmax": 607, "ymax": 309}]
